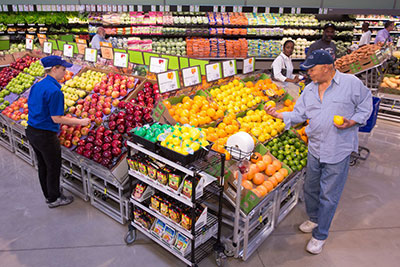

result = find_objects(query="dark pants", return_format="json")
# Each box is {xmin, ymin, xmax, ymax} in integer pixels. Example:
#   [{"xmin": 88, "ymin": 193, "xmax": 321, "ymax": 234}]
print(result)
[{"xmin": 26, "ymin": 125, "xmax": 61, "ymax": 202}]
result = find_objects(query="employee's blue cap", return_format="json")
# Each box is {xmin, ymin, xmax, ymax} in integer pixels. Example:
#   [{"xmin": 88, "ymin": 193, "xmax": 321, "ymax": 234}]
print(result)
[
  {"xmin": 300, "ymin": 50, "xmax": 334, "ymax": 70},
  {"xmin": 41, "ymin": 55, "xmax": 73, "ymax": 69}
]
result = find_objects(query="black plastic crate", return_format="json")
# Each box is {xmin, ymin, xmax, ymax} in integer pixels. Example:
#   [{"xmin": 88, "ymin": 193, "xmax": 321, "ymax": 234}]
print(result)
[
  {"xmin": 159, "ymin": 143, "xmax": 212, "ymax": 165},
  {"xmin": 130, "ymin": 133, "xmax": 158, "ymax": 152}
]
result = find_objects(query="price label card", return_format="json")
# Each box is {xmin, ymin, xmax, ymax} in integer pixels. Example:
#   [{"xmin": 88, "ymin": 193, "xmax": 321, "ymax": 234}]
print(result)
[
  {"xmin": 177, "ymin": 5, "xmax": 182, "ymax": 12},
  {"xmin": 57, "ymin": 5, "xmax": 61, "ymax": 12},
  {"xmin": 76, "ymin": 38, "xmax": 87, "ymax": 55},
  {"xmin": 160, "ymin": 6, "xmax": 164, "ymax": 12},
  {"xmin": 195, "ymin": 5, "xmax": 200, "ymax": 12},
  {"xmin": 221, "ymin": 6, "xmax": 225, "ymax": 12},
  {"xmin": 129, "ymin": 5, "xmax": 134, "ymax": 11},
  {"xmin": 26, "ymin": 38, "xmax": 33, "ymax": 50},
  {"xmin": 118, "ymin": 5, "xmax": 122, "ymax": 12},
  {"xmin": 222, "ymin": 60, "xmax": 237, "ymax": 78},
  {"xmin": 85, "ymin": 5, "xmax": 90, "ymax": 11},
  {"xmin": 114, "ymin": 52, "xmax": 128, "ymax": 68},
  {"xmin": 279, "ymin": 7, "xmax": 284, "ymax": 13},
  {"xmin": 296, "ymin": 8, "xmax": 301, "ymax": 14},
  {"xmin": 97, "ymin": 5, "xmax": 102, "ymax": 11},
  {"xmin": 3, "ymin": 5, "xmax": 8, "ymax": 12},
  {"xmin": 12, "ymin": 5, "xmax": 18, "ymax": 12},
  {"xmin": 63, "ymin": 44, "xmax": 74, "ymax": 58},
  {"xmin": 182, "ymin": 66, "xmax": 201, "ymax": 87},
  {"xmin": 157, "ymin": 71, "xmax": 181, "ymax": 93},
  {"xmin": 102, "ymin": 5, "xmax": 107, "ymax": 12},
  {"xmin": 190, "ymin": 5, "xmax": 194, "ymax": 12},
  {"xmin": 43, "ymin": 41, "xmax": 52, "ymax": 54},
  {"xmin": 149, "ymin": 57, "xmax": 169, "ymax": 73},
  {"xmin": 85, "ymin": 48, "xmax": 98, "ymax": 63},
  {"xmin": 151, "ymin": 5, "xmax": 156, "ymax": 11},
  {"xmin": 165, "ymin": 5, "xmax": 170, "ymax": 12},
  {"xmin": 243, "ymin": 57, "xmax": 255, "ymax": 74},
  {"xmin": 112, "ymin": 5, "xmax": 117, "ymax": 12},
  {"xmin": 137, "ymin": 5, "xmax": 142, "ymax": 12},
  {"xmin": 206, "ymin": 63, "xmax": 222, "ymax": 82},
  {"xmin": 213, "ymin": 6, "xmax": 218, "ymax": 12},
  {"xmin": 123, "ymin": 5, "xmax": 127, "ymax": 12}
]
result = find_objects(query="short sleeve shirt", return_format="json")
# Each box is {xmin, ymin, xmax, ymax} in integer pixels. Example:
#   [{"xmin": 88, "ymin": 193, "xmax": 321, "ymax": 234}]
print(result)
[{"xmin": 27, "ymin": 75, "xmax": 64, "ymax": 132}]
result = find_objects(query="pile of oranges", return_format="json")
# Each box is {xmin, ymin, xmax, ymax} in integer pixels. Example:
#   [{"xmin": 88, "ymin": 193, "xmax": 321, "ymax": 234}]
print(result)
[
  {"xmin": 240, "ymin": 153, "xmax": 289, "ymax": 198},
  {"xmin": 164, "ymin": 95, "xmax": 225, "ymax": 127},
  {"xmin": 276, "ymin": 99, "xmax": 296, "ymax": 113},
  {"xmin": 296, "ymin": 125, "xmax": 308, "ymax": 144},
  {"xmin": 245, "ymin": 78, "xmax": 286, "ymax": 101}
]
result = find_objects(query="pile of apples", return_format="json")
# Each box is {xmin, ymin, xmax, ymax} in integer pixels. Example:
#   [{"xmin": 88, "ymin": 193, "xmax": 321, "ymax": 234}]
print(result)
[
  {"xmin": 5, "ymin": 73, "xmax": 35, "ymax": 95},
  {"xmin": 61, "ymin": 85, "xmax": 87, "ymax": 107},
  {"xmin": 65, "ymin": 70, "xmax": 105, "ymax": 92},
  {"xmin": 130, "ymin": 81, "xmax": 161, "ymax": 109},
  {"xmin": 0, "ymin": 67, "xmax": 20, "ymax": 87},
  {"xmin": 1, "ymin": 97, "xmax": 28, "ymax": 122},
  {"xmin": 24, "ymin": 60, "xmax": 45, "ymax": 77},
  {"xmin": 107, "ymin": 101, "xmax": 153, "ymax": 135},
  {"xmin": 58, "ymin": 116, "xmax": 92, "ymax": 148},
  {"xmin": 10, "ymin": 56, "xmax": 39, "ymax": 71},
  {"xmin": 75, "ymin": 125, "xmax": 124, "ymax": 168},
  {"xmin": 58, "ymin": 70, "xmax": 74, "ymax": 83},
  {"xmin": 93, "ymin": 72, "xmax": 138, "ymax": 99},
  {"xmin": 68, "ymin": 93, "xmax": 114, "ymax": 126}
]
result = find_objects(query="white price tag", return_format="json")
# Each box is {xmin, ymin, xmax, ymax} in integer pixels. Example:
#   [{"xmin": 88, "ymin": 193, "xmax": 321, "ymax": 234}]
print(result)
[
  {"xmin": 296, "ymin": 8, "xmax": 301, "ymax": 14},
  {"xmin": 112, "ymin": 5, "xmax": 117, "ymax": 12},
  {"xmin": 318, "ymin": 8, "xmax": 323, "ymax": 14},
  {"xmin": 129, "ymin": 5, "xmax": 134, "ymax": 11},
  {"xmin": 3, "ymin": 5, "xmax": 8, "ymax": 12},
  {"xmin": 190, "ymin": 5, "xmax": 194, "ymax": 12},
  {"xmin": 23, "ymin": 5, "xmax": 29, "ymax": 12},
  {"xmin": 102, "ymin": 5, "xmax": 107, "ymax": 11},
  {"xmin": 12, "ymin": 5, "xmax": 18, "ymax": 12},
  {"xmin": 157, "ymin": 71, "xmax": 181, "ymax": 93},
  {"xmin": 71, "ymin": 5, "xmax": 76, "ymax": 11},
  {"xmin": 160, "ymin": 5, "xmax": 164, "ymax": 12},
  {"xmin": 57, "ymin": 6, "xmax": 61, "ymax": 12},
  {"xmin": 51, "ymin": 5, "xmax": 56, "ymax": 12},
  {"xmin": 233, "ymin": 6, "xmax": 238, "ymax": 12},
  {"xmin": 137, "ymin": 5, "xmax": 142, "ymax": 12},
  {"xmin": 195, "ymin": 5, "xmax": 200, "ymax": 12},
  {"xmin": 266, "ymin": 7, "xmax": 270, "ymax": 13},
  {"xmin": 243, "ymin": 58, "xmax": 255, "ymax": 74},
  {"xmin": 118, "ymin": 5, "xmax": 122, "ymax": 12},
  {"xmin": 279, "ymin": 7, "xmax": 284, "ymax": 14},
  {"xmin": 213, "ymin": 6, "xmax": 218, "ymax": 12},
  {"xmin": 165, "ymin": 5, "xmax": 170, "ymax": 12},
  {"xmin": 107, "ymin": 5, "xmax": 112, "ymax": 12},
  {"xmin": 29, "ymin": 5, "xmax": 34, "ymax": 12},
  {"xmin": 0, "ymin": 6, "xmax": 2, "ymax": 12},
  {"xmin": 182, "ymin": 66, "xmax": 201, "ymax": 87},
  {"xmin": 85, "ymin": 48, "xmax": 98, "ymax": 63},
  {"xmin": 63, "ymin": 44, "xmax": 74, "ymax": 58},
  {"xmin": 221, "ymin": 6, "xmax": 225, "ymax": 12},
  {"xmin": 91, "ymin": 5, "xmax": 96, "ymax": 12},
  {"xmin": 25, "ymin": 39, "xmax": 33, "ymax": 50},
  {"xmin": 123, "ymin": 5, "xmax": 127, "ymax": 12},
  {"xmin": 324, "ymin": 8, "xmax": 328, "ymax": 14},
  {"xmin": 291, "ymin": 8, "xmax": 295, "ymax": 14},
  {"xmin": 18, "ymin": 5, "xmax": 23, "ymax": 11},
  {"xmin": 177, "ymin": 5, "xmax": 182, "ymax": 12},
  {"xmin": 97, "ymin": 5, "xmax": 102, "ymax": 12},
  {"xmin": 86, "ymin": 5, "xmax": 90, "ymax": 12},
  {"xmin": 238, "ymin": 6, "xmax": 242, "ymax": 12},
  {"xmin": 151, "ymin": 5, "xmax": 156, "ymax": 11},
  {"xmin": 206, "ymin": 63, "xmax": 222, "ymax": 82},
  {"xmin": 113, "ymin": 52, "xmax": 128, "ymax": 68},
  {"xmin": 222, "ymin": 60, "xmax": 237, "ymax": 78},
  {"xmin": 149, "ymin": 57, "xmax": 169, "ymax": 73},
  {"xmin": 253, "ymin": 7, "xmax": 257, "ymax": 13},
  {"xmin": 43, "ymin": 42, "xmax": 52, "ymax": 54}
]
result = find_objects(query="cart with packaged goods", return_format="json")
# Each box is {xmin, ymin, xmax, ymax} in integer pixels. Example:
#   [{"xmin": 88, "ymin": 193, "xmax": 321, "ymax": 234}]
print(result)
[{"xmin": 125, "ymin": 141, "xmax": 226, "ymax": 267}]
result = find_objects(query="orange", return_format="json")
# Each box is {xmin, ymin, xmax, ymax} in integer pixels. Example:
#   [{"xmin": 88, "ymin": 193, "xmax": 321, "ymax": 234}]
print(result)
[
  {"xmin": 268, "ymin": 176, "xmax": 278, "ymax": 187},
  {"xmin": 265, "ymin": 164, "xmax": 276, "ymax": 176},
  {"xmin": 274, "ymin": 172, "xmax": 284, "ymax": 183},
  {"xmin": 207, "ymin": 127, "xmax": 216, "ymax": 134},
  {"xmin": 262, "ymin": 181, "xmax": 274, "ymax": 192},
  {"xmin": 253, "ymin": 173, "xmax": 266, "ymax": 185},
  {"xmin": 251, "ymin": 188, "xmax": 263, "ymax": 198},
  {"xmin": 204, "ymin": 116, "xmax": 212, "ymax": 124},
  {"xmin": 163, "ymin": 100, "xmax": 172, "ymax": 109},
  {"xmin": 182, "ymin": 96, "xmax": 191, "ymax": 103},
  {"xmin": 262, "ymin": 154, "xmax": 273, "ymax": 164},
  {"xmin": 175, "ymin": 108, "xmax": 183, "ymax": 116},
  {"xmin": 216, "ymin": 128, "xmax": 227, "ymax": 138},
  {"xmin": 207, "ymin": 133, "xmax": 218, "ymax": 142},
  {"xmin": 181, "ymin": 109, "xmax": 189, "ymax": 118},
  {"xmin": 182, "ymin": 102, "xmax": 191, "ymax": 110},
  {"xmin": 284, "ymin": 99, "xmax": 293, "ymax": 107},
  {"xmin": 225, "ymin": 125, "xmax": 235, "ymax": 134},
  {"xmin": 247, "ymin": 164, "xmax": 259, "ymax": 179},
  {"xmin": 272, "ymin": 160, "xmax": 282, "ymax": 170},
  {"xmin": 180, "ymin": 116, "xmax": 189, "ymax": 124},
  {"xmin": 207, "ymin": 108, "xmax": 216, "ymax": 117},
  {"xmin": 169, "ymin": 108, "xmax": 175, "ymax": 116},
  {"xmin": 223, "ymin": 116, "xmax": 233, "ymax": 125},
  {"xmin": 256, "ymin": 160, "xmax": 266, "ymax": 172},
  {"xmin": 218, "ymin": 122, "xmax": 227, "ymax": 129},
  {"xmin": 224, "ymin": 151, "xmax": 231, "ymax": 161},
  {"xmin": 242, "ymin": 180, "xmax": 253, "ymax": 190},
  {"xmin": 216, "ymin": 109, "xmax": 224, "ymax": 118},
  {"xmin": 278, "ymin": 168, "xmax": 289, "ymax": 178},
  {"xmin": 198, "ymin": 116, "xmax": 207, "ymax": 125},
  {"xmin": 210, "ymin": 102, "xmax": 219, "ymax": 110},
  {"xmin": 189, "ymin": 118, "xmax": 199, "ymax": 127},
  {"xmin": 250, "ymin": 152, "xmax": 262, "ymax": 163},
  {"xmin": 246, "ymin": 81, "xmax": 254, "ymax": 88},
  {"xmin": 201, "ymin": 103, "xmax": 210, "ymax": 111},
  {"xmin": 173, "ymin": 115, "xmax": 180, "ymax": 122},
  {"xmin": 257, "ymin": 185, "xmax": 269, "ymax": 196},
  {"xmin": 211, "ymin": 143, "xmax": 225, "ymax": 153}
]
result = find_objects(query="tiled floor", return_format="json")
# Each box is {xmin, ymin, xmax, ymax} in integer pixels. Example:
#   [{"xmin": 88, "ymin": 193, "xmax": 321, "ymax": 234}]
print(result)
[{"xmin": 1, "ymin": 119, "xmax": 400, "ymax": 267}]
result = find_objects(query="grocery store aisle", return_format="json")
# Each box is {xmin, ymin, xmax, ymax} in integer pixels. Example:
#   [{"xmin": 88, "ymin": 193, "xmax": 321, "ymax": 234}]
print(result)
[{"xmin": 1, "ymin": 119, "xmax": 400, "ymax": 267}]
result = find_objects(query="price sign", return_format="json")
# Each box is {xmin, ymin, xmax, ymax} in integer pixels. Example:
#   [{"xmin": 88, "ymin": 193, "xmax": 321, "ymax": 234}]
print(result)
[
  {"xmin": 157, "ymin": 71, "xmax": 181, "ymax": 93},
  {"xmin": 85, "ymin": 48, "xmax": 98, "ymax": 63},
  {"xmin": 113, "ymin": 52, "xmax": 128, "ymax": 68},
  {"xmin": 37, "ymin": 33, "xmax": 47, "ymax": 47},
  {"xmin": 43, "ymin": 41, "xmax": 52, "ymax": 54},
  {"xmin": 123, "ymin": 5, "xmax": 127, "ymax": 12},
  {"xmin": 12, "ymin": 5, "xmax": 18, "ymax": 12},
  {"xmin": 63, "ymin": 44, "xmax": 74, "ymax": 58},
  {"xmin": 243, "ymin": 57, "xmax": 255, "ymax": 74},
  {"xmin": 160, "ymin": 6, "xmax": 164, "ymax": 12},
  {"xmin": 165, "ymin": 5, "xmax": 170, "ymax": 12},
  {"xmin": 149, "ymin": 57, "xmax": 169, "ymax": 73},
  {"xmin": 118, "ymin": 5, "xmax": 122, "ymax": 12},
  {"xmin": 100, "ymin": 42, "xmax": 113, "ymax": 59},
  {"xmin": 182, "ymin": 66, "xmax": 201, "ymax": 87},
  {"xmin": 177, "ymin": 5, "xmax": 182, "ymax": 12},
  {"xmin": 25, "ymin": 38, "xmax": 33, "ymax": 50},
  {"xmin": 112, "ymin": 5, "xmax": 117, "ymax": 12},
  {"xmin": 279, "ymin": 7, "xmax": 284, "ymax": 14},
  {"xmin": 97, "ymin": 5, "xmax": 102, "ymax": 12},
  {"xmin": 137, "ymin": 5, "xmax": 142, "ymax": 12},
  {"xmin": 76, "ymin": 38, "xmax": 87, "ymax": 55},
  {"xmin": 151, "ymin": 5, "xmax": 156, "ymax": 11},
  {"xmin": 3, "ymin": 5, "xmax": 8, "ymax": 12},
  {"xmin": 222, "ymin": 60, "xmax": 237, "ymax": 77},
  {"xmin": 206, "ymin": 63, "xmax": 222, "ymax": 82},
  {"xmin": 129, "ymin": 5, "xmax": 134, "ymax": 11}
]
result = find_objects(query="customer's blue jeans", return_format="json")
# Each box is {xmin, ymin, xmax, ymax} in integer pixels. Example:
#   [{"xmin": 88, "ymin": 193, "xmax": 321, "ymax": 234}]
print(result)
[{"xmin": 304, "ymin": 152, "xmax": 350, "ymax": 240}]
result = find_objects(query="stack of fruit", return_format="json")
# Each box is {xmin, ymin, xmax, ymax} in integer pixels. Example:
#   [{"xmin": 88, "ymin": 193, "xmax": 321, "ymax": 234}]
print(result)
[
  {"xmin": 58, "ymin": 118, "xmax": 92, "ymax": 148},
  {"xmin": 250, "ymin": 78, "xmax": 286, "ymax": 100},
  {"xmin": 61, "ymin": 85, "xmax": 88, "ymax": 108},
  {"xmin": 265, "ymin": 131, "xmax": 308, "ymax": 172},
  {"xmin": 296, "ymin": 125, "xmax": 308, "ymax": 144},
  {"xmin": 5, "ymin": 73, "xmax": 35, "ymax": 95},
  {"xmin": 58, "ymin": 70, "xmax": 74, "ymax": 83},
  {"xmin": 240, "ymin": 153, "xmax": 289, "ymax": 199},
  {"xmin": 24, "ymin": 60, "xmax": 45, "ymax": 77},
  {"xmin": 65, "ymin": 69, "xmax": 106, "ymax": 92},
  {"xmin": 209, "ymin": 79, "xmax": 262, "ymax": 115},
  {"xmin": 68, "ymin": 94, "xmax": 113, "ymax": 126},
  {"xmin": 276, "ymin": 99, "xmax": 296, "ymax": 113},
  {"xmin": 92, "ymin": 72, "xmax": 138, "ymax": 99},
  {"xmin": 129, "ymin": 81, "xmax": 160, "ymax": 110},
  {"xmin": 0, "ymin": 67, "xmax": 20, "ymax": 88},
  {"xmin": 164, "ymin": 95, "xmax": 225, "ymax": 126},
  {"xmin": 10, "ymin": 55, "xmax": 39, "ymax": 71},
  {"xmin": 0, "ymin": 97, "xmax": 28, "ymax": 123},
  {"xmin": 133, "ymin": 123, "xmax": 173, "ymax": 143}
]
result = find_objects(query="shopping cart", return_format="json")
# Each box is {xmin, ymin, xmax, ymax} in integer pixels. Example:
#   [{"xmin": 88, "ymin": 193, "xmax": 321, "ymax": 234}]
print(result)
[{"xmin": 350, "ymin": 96, "xmax": 381, "ymax": 166}]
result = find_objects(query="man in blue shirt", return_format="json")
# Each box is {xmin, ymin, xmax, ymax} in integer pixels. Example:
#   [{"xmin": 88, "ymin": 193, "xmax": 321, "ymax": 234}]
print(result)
[
  {"xmin": 374, "ymin": 21, "xmax": 395, "ymax": 44},
  {"xmin": 265, "ymin": 50, "xmax": 372, "ymax": 254},
  {"xmin": 26, "ymin": 56, "xmax": 90, "ymax": 208},
  {"xmin": 90, "ymin": 27, "xmax": 108, "ymax": 50}
]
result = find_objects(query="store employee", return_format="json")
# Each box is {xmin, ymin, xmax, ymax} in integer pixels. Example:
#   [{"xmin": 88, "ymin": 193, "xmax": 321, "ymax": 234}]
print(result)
[
  {"xmin": 90, "ymin": 27, "xmax": 108, "ymax": 50},
  {"xmin": 271, "ymin": 40, "xmax": 300, "ymax": 83},
  {"xmin": 26, "ymin": 56, "xmax": 90, "ymax": 208}
]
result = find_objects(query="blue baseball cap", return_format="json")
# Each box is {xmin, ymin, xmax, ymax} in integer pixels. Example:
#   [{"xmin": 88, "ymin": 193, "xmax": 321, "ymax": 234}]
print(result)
[
  {"xmin": 41, "ymin": 55, "xmax": 73, "ymax": 69},
  {"xmin": 300, "ymin": 50, "xmax": 334, "ymax": 70}
]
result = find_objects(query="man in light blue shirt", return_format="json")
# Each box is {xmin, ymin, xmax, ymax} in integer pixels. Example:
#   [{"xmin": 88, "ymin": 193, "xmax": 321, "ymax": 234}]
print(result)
[
  {"xmin": 374, "ymin": 21, "xmax": 394, "ymax": 44},
  {"xmin": 90, "ymin": 27, "xmax": 108, "ymax": 50},
  {"xmin": 265, "ymin": 50, "xmax": 372, "ymax": 254}
]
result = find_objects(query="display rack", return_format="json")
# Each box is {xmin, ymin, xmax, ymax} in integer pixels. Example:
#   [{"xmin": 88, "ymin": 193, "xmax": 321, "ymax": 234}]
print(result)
[
  {"xmin": 9, "ymin": 122, "xmax": 36, "ymax": 166},
  {"xmin": 0, "ymin": 115, "xmax": 14, "ymax": 152},
  {"xmin": 125, "ymin": 141, "xmax": 225, "ymax": 267},
  {"xmin": 377, "ymin": 92, "xmax": 400, "ymax": 122}
]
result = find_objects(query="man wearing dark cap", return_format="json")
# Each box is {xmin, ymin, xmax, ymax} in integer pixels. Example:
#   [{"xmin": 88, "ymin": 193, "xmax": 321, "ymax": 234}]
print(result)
[
  {"xmin": 265, "ymin": 50, "xmax": 372, "ymax": 254},
  {"xmin": 26, "ymin": 56, "xmax": 90, "ymax": 208},
  {"xmin": 307, "ymin": 23, "xmax": 337, "ymax": 60}
]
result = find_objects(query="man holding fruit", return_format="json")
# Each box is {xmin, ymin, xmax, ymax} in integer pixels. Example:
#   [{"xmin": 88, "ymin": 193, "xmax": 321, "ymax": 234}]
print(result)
[{"xmin": 265, "ymin": 50, "xmax": 372, "ymax": 254}]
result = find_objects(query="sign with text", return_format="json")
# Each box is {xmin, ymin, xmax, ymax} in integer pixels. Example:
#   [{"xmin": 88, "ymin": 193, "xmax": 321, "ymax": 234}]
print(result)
[
  {"xmin": 113, "ymin": 52, "xmax": 128, "ymax": 68},
  {"xmin": 37, "ymin": 33, "xmax": 47, "ymax": 47},
  {"xmin": 84, "ymin": 48, "xmax": 97, "ymax": 63},
  {"xmin": 222, "ymin": 60, "xmax": 237, "ymax": 78},
  {"xmin": 25, "ymin": 38, "xmax": 33, "ymax": 50},
  {"xmin": 100, "ymin": 42, "xmax": 113, "ymax": 60},
  {"xmin": 76, "ymin": 38, "xmax": 87, "ymax": 55},
  {"xmin": 63, "ymin": 44, "xmax": 74, "ymax": 58},
  {"xmin": 205, "ymin": 63, "xmax": 222, "ymax": 82},
  {"xmin": 157, "ymin": 71, "xmax": 181, "ymax": 93},
  {"xmin": 149, "ymin": 57, "xmax": 168, "ymax": 73},
  {"xmin": 182, "ymin": 66, "xmax": 201, "ymax": 87},
  {"xmin": 243, "ymin": 57, "xmax": 255, "ymax": 74},
  {"xmin": 43, "ymin": 41, "xmax": 52, "ymax": 54}
]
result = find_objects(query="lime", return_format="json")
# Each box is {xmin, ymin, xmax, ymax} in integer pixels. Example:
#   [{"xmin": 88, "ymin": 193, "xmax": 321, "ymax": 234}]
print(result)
[
  {"xmin": 272, "ymin": 151, "xmax": 278, "ymax": 157},
  {"xmin": 278, "ymin": 154, "xmax": 284, "ymax": 161},
  {"xmin": 297, "ymin": 164, "xmax": 303, "ymax": 171},
  {"xmin": 300, "ymin": 159, "xmax": 307, "ymax": 166},
  {"xmin": 272, "ymin": 138, "xmax": 279, "ymax": 144},
  {"xmin": 286, "ymin": 155, "xmax": 293, "ymax": 161},
  {"xmin": 283, "ymin": 159, "xmax": 289, "ymax": 165},
  {"xmin": 291, "ymin": 165, "xmax": 298, "ymax": 172},
  {"xmin": 293, "ymin": 159, "xmax": 300, "ymax": 166}
]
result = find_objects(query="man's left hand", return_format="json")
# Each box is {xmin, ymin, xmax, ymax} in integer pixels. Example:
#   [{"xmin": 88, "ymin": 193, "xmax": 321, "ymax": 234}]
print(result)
[{"xmin": 334, "ymin": 117, "xmax": 357, "ymax": 129}]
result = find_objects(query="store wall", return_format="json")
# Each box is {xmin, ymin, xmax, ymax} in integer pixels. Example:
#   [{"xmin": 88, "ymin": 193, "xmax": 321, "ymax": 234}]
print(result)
[{"xmin": 323, "ymin": 0, "xmax": 395, "ymax": 9}]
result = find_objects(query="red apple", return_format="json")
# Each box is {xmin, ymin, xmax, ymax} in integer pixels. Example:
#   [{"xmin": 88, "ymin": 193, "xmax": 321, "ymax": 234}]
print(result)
[
  {"xmin": 111, "ymin": 91, "xmax": 120, "ymax": 98},
  {"xmin": 64, "ymin": 140, "xmax": 72, "ymax": 148},
  {"xmin": 103, "ymin": 108, "xmax": 111, "ymax": 115},
  {"xmin": 112, "ymin": 99, "xmax": 120, "ymax": 107},
  {"xmin": 72, "ymin": 136, "xmax": 80, "ymax": 146},
  {"xmin": 89, "ymin": 114, "xmax": 96, "ymax": 122},
  {"xmin": 95, "ymin": 117, "xmax": 103, "ymax": 126},
  {"xmin": 81, "ymin": 127, "xmax": 89, "ymax": 136},
  {"xmin": 81, "ymin": 111, "xmax": 88, "ymax": 118}
]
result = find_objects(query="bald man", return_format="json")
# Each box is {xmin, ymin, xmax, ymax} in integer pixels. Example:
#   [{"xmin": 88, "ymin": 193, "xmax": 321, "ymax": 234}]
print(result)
[{"xmin": 90, "ymin": 27, "xmax": 108, "ymax": 50}]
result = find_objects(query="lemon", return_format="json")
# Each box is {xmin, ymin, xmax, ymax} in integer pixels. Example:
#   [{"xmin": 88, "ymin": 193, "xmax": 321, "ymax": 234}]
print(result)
[
  {"xmin": 271, "ymin": 129, "xmax": 278, "ymax": 137},
  {"xmin": 190, "ymin": 142, "xmax": 200, "ymax": 151},
  {"xmin": 333, "ymin": 115, "xmax": 344, "ymax": 125}
]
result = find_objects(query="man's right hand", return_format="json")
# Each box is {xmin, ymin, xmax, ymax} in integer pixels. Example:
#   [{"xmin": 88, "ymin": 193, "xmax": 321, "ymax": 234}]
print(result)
[
  {"xmin": 80, "ymin": 118, "xmax": 91, "ymax": 126},
  {"xmin": 264, "ymin": 105, "xmax": 283, "ymax": 120}
]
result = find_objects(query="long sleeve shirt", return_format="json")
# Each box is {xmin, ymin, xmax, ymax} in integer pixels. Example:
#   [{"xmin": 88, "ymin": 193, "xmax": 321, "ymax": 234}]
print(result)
[
  {"xmin": 271, "ymin": 53, "xmax": 294, "ymax": 82},
  {"xmin": 375, "ymin": 28, "xmax": 392, "ymax": 44},
  {"xmin": 90, "ymin": 34, "xmax": 108, "ymax": 50},
  {"xmin": 282, "ymin": 71, "xmax": 373, "ymax": 164}
]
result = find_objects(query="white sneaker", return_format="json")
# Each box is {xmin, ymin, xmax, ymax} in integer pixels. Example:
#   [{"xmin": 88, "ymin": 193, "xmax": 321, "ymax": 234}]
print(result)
[
  {"xmin": 306, "ymin": 237, "xmax": 325, "ymax": 254},
  {"xmin": 299, "ymin": 220, "xmax": 318, "ymax": 233}
]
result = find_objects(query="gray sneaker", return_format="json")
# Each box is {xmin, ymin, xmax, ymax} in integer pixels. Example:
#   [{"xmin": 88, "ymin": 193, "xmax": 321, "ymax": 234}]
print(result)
[{"xmin": 48, "ymin": 194, "xmax": 74, "ymax": 208}]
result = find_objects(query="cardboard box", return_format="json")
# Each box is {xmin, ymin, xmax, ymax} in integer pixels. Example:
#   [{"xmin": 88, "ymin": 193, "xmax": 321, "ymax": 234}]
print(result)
[{"xmin": 0, "ymin": 54, "xmax": 15, "ymax": 66}]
